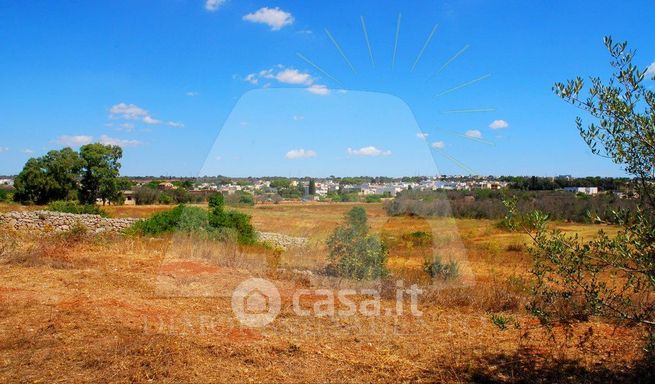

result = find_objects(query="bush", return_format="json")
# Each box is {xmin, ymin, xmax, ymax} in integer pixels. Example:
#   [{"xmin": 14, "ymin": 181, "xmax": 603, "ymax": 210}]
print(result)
[
  {"xmin": 326, "ymin": 207, "xmax": 389, "ymax": 280},
  {"xmin": 490, "ymin": 313, "xmax": 516, "ymax": 331},
  {"xmin": 134, "ymin": 187, "xmax": 160, "ymax": 205},
  {"xmin": 401, "ymin": 231, "xmax": 433, "ymax": 247},
  {"xmin": 47, "ymin": 200, "xmax": 108, "ymax": 217},
  {"xmin": 208, "ymin": 193, "xmax": 256, "ymax": 244},
  {"xmin": 365, "ymin": 194, "xmax": 383, "ymax": 203},
  {"xmin": 224, "ymin": 191, "xmax": 255, "ymax": 207},
  {"xmin": 158, "ymin": 193, "xmax": 173, "ymax": 205},
  {"xmin": 0, "ymin": 189, "xmax": 12, "ymax": 202},
  {"xmin": 423, "ymin": 256, "xmax": 459, "ymax": 280},
  {"xmin": 129, "ymin": 205, "xmax": 210, "ymax": 235},
  {"xmin": 130, "ymin": 194, "xmax": 256, "ymax": 245}
]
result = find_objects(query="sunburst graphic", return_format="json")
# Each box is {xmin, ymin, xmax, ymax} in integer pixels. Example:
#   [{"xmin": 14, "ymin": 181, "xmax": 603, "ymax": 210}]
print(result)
[{"xmin": 293, "ymin": 13, "xmax": 498, "ymax": 174}]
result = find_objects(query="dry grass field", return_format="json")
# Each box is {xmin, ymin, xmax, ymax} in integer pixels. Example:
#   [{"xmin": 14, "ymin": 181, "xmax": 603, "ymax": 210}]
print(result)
[{"xmin": 0, "ymin": 202, "xmax": 648, "ymax": 383}]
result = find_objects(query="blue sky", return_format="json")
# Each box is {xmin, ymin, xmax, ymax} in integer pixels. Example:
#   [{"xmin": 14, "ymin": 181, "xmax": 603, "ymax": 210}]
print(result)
[{"xmin": 1, "ymin": 0, "xmax": 653, "ymax": 177}]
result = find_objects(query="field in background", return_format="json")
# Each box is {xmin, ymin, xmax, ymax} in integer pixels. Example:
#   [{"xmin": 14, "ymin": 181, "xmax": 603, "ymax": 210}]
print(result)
[{"xmin": 0, "ymin": 202, "xmax": 641, "ymax": 383}]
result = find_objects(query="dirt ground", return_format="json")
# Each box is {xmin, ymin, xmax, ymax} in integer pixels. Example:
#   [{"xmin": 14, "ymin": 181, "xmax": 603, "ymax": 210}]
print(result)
[{"xmin": 0, "ymin": 203, "xmax": 648, "ymax": 383}]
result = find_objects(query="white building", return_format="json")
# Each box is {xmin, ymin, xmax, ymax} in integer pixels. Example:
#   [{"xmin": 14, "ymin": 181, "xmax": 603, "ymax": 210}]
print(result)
[{"xmin": 564, "ymin": 186, "xmax": 599, "ymax": 195}]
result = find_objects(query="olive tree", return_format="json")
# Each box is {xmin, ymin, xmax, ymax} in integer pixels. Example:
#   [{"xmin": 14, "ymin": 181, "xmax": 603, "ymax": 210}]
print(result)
[
  {"xmin": 514, "ymin": 37, "xmax": 655, "ymax": 339},
  {"xmin": 326, "ymin": 207, "xmax": 389, "ymax": 280}
]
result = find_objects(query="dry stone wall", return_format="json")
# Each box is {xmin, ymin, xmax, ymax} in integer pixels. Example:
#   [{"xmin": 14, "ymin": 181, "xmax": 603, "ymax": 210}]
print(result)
[
  {"xmin": 0, "ymin": 211, "xmax": 138, "ymax": 233},
  {"xmin": 257, "ymin": 231, "xmax": 308, "ymax": 249}
]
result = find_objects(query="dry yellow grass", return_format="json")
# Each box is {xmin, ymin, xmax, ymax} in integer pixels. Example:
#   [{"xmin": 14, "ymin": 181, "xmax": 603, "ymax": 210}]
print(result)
[{"xmin": 0, "ymin": 202, "xmax": 649, "ymax": 383}]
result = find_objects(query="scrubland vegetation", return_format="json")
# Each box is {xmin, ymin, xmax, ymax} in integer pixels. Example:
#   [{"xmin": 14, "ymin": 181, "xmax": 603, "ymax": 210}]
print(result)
[
  {"xmin": 385, "ymin": 189, "xmax": 637, "ymax": 223},
  {"xmin": 1, "ymin": 201, "xmax": 651, "ymax": 382}
]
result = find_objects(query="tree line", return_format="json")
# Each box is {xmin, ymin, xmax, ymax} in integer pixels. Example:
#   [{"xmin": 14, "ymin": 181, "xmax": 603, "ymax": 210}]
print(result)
[{"xmin": 13, "ymin": 144, "xmax": 124, "ymax": 205}]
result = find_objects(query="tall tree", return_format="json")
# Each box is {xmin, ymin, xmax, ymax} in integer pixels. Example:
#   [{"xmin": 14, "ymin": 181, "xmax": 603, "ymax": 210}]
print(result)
[
  {"xmin": 44, "ymin": 147, "xmax": 84, "ymax": 200},
  {"xmin": 79, "ymin": 143, "xmax": 123, "ymax": 205},
  {"xmin": 308, "ymin": 178, "xmax": 316, "ymax": 195},
  {"xmin": 13, "ymin": 148, "xmax": 83, "ymax": 204}
]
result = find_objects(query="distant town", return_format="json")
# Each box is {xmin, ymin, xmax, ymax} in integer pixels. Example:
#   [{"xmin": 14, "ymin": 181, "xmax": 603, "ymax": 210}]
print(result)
[{"xmin": 1, "ymin": 174, "xmax": 635, "ymax": 206}]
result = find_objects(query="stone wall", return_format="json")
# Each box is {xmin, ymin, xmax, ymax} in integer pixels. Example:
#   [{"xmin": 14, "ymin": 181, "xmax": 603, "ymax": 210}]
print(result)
[
  {"xmin": 257, "ymin": 231, "xmax": 308, "ymax": 249},
  {"xmin": 0, "ymin": 211, "xmax": 311, "ymax": 244},
  {"xmin": 0, "ymin": 211, "xmax": 139, "ymax": 233}
]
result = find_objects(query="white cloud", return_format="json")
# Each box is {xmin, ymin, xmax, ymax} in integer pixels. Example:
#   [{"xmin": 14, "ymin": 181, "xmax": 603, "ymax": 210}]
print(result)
[
  {"xmin": 416, "ymin": 132, "xmax": 429, "ymax": 140},
  {"xmin": 99, "ymin": 135, "xmax": 142, "ymax": 147},
  {"xmin": 285, "ymin": 149, "xmax": 317, "ymax": 159},
  {"xmin": 117, "ymin": 122, "xmax": 135, "ymax": 132},
  {"xmin": 276, "ymin": 68, "xmax": 313, "ymax": 85},
  {"xmin": 0, "ymin": 147, "xmax": 9, "ymax": 153},
  {"xmin": 245, "ymin": 73, "xmax": 259, "ymax": 85},
  {"xmin": 307, "ymin": 84, "xmax": 329, "ymax": 95},
  {"xmin": 56, "ymin": 135, "xmax": 93, "ymax": 147},
  {"xmin": 110, "ymin": 103, "xmax": 149, "ymax": 120},
  {"xmin": 489, "ymin": 119, "xmax": 509, "ymax": 129},
  {"xmin": 465, "ymin": 129, "xmax": 482, "ymax": 139},
  {"xmin": 22, "ymin": 149, "xmax": 34, "ymax": 154},
  {"xmin": 205, "ymin": 0, "xmax": 225, "ymax": 12},
  {"xmin": 244, "ymin": 66, "xmax": 328, "ymax": 95},
  {"xmin": 109, "ymin": 102, "xmax": 181, "ymax": 128},
  {"xmin": 245, "ymin": 67, "xmax": 315, "ymax": 87},
  {"xmin": 142, "ymin": 115, "xmax": 161, "ymax": 125},
  {"xmin": 186, "ymin": 91, "xmax": 199, "ymax": 97},
  {"xmin": 646, "ymin": 62, "xmax": 655, "ymax": 79},
  {"xmin": 292, "ymin": 115, "xmax": 304, "ymax": 121},
  {"xmin": 243, "ymin": 7, "xmax": 294, "ymax": 30},
  {"xmin": 110, "ymin": 102, "xmax": 158, "ymax": 124},
  {"xmin": 431, "ymin": 141, "xmax": 445, "ymax": 149},
  {"xmin": 347, "ymin": 146, "xmax": 392, "ymax": 157}
]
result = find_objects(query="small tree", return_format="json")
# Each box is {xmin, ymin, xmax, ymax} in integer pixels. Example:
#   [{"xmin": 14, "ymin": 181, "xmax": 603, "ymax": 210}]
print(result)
[
  {"xmin": 207, "ymin": 193, "xmax": 256, "ymax": 244},
  {"xmin": 518, "ymin": 37, "xmax": 655, "ymax": 342},
  {"xmin": 326, "ymin": 207, "xmax": 389, "ymax": 279}
]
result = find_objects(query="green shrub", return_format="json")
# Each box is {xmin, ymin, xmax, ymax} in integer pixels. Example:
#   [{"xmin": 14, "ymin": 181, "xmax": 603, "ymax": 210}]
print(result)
[
  {"xmin": 423, "ymin": 256, "xmax": 459, "ymax": 280},
  {"xmin": 47, "ymin": 200, "xmax": 108, "ymax": 217},
  {"xmin": 490, "ymin": 313, "xmax": 516, "ymax": 331},
  {"xmin": 158, "ymin": 193, "xmax": 173, "ymax": 204},
  {"xmin": 208, "ymin": 193, "xmax": 225, "ymax": 210},
  {"xmin": 208, "ymin": 193, "xmax": 255, "ymax": 244},
  {"xmin": 401, "ymin": 231, "xmax": 433, "ymax": 247},
  {"xmin": 326, "ymin": 207, "xmax": 389, "ymax": 280},
  {"xmin": 224, "ymin": 191, "xmax": 255, "ymax": 207},
  {"xmin": 130, "ymin": 194, "xmax": 256, "ymax": 245},
  {"xmin": 134, "ymin": 187, "xmax": 160, "ymax": 205},
  {"xmin": 336, "ymin": 192, "xmax": 359, "ymax": 202},
  {"xmin": 365, "ymin": 194, "xmax": 383, "ymax": 203},
  {"xmin": 129, "ymin": 205, "xmax": 210, "ymax": 235},
  {"xmin": 0, "ymin": 189, "xmax": 12, "ymax": 202}
]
